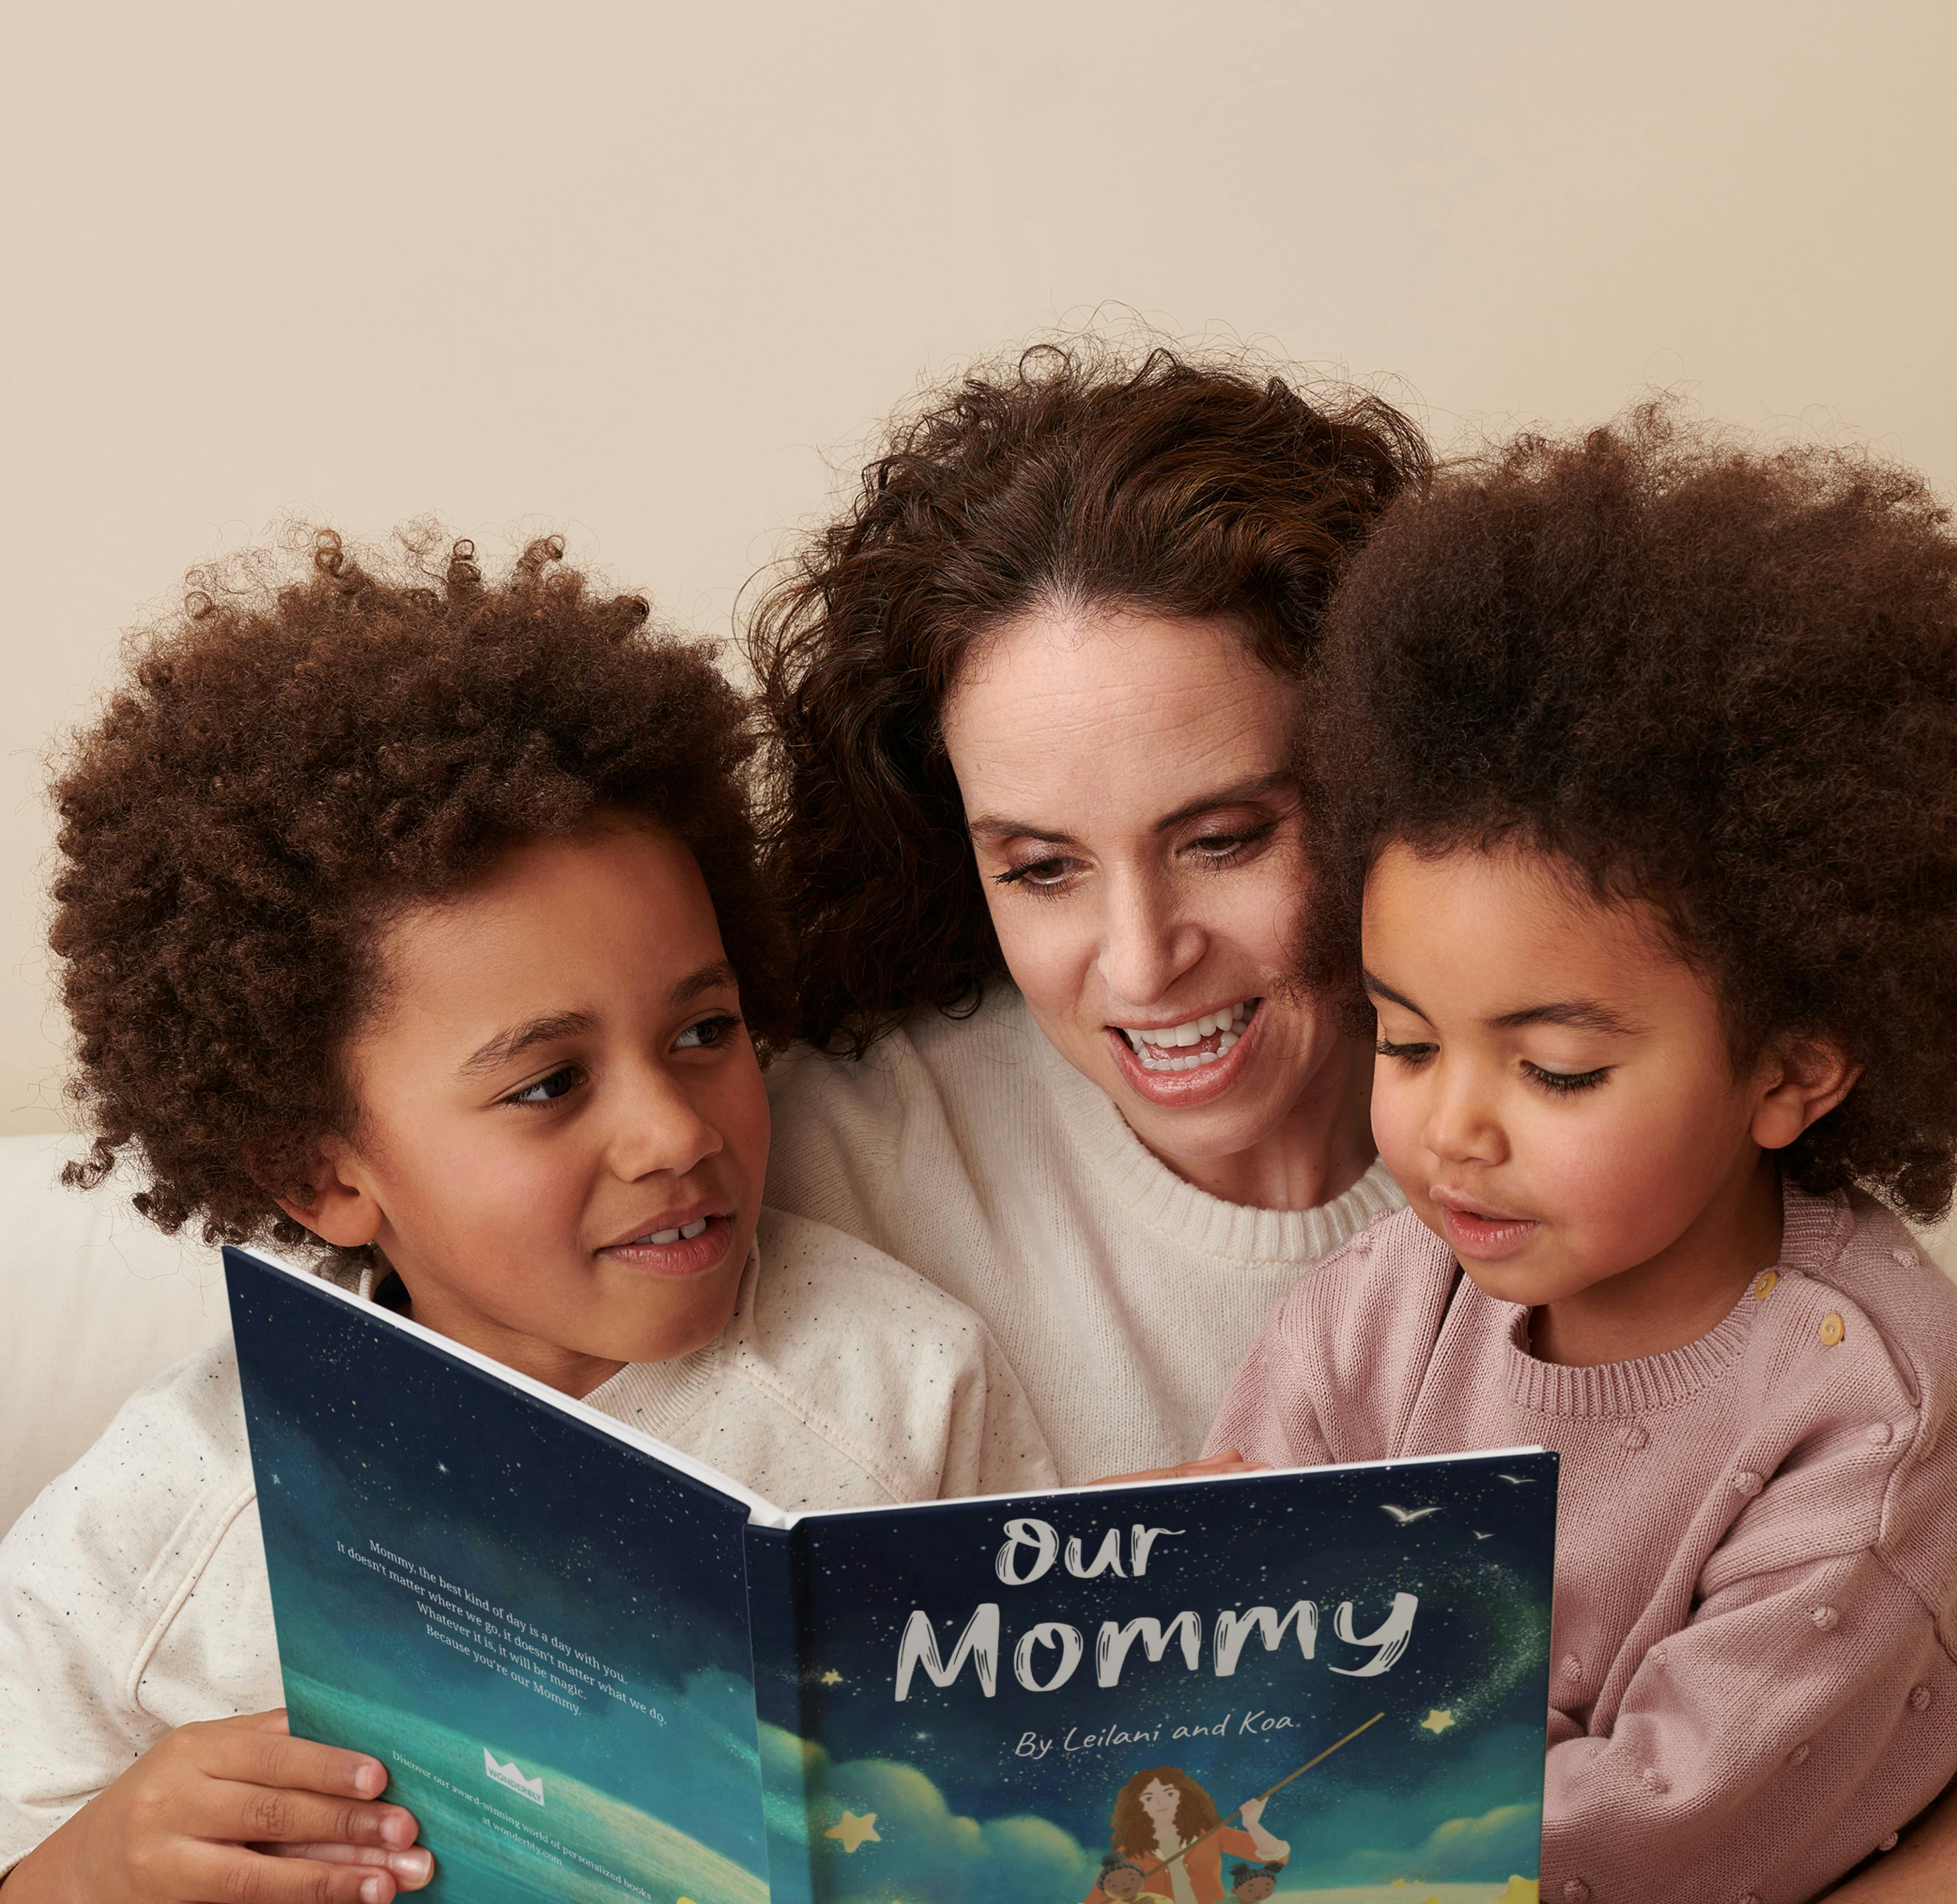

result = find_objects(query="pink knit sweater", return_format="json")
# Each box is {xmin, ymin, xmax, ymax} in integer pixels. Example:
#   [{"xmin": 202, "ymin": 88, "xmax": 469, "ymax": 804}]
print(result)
[{"xmin": 1205, "ymin": 1184, "xmax": 1957, "ymax": 1904}]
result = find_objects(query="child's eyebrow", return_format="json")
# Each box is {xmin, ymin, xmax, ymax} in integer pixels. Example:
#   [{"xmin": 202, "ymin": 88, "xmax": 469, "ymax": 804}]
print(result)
[
  {"xmin": 672, "ymin": 959, "xmax": 739, "ymax": 1004},
  {"xmin": 457, "ymin": 1011, "xmax": 596, "ymax": 1079},
  {"xmin": 1489, "ymin": 1000, "xmax": 1642, "ymax": 1036}
]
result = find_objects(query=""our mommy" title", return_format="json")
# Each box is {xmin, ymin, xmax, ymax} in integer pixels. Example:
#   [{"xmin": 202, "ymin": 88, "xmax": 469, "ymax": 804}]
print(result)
[{"xmin": 893, "ymin": 1517, "xmax": 1417, "ymax": 1702}]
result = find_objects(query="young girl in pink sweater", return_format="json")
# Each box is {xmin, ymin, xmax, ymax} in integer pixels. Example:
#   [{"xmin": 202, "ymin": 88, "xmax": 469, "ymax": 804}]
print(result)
[{"xmin": 1208, "ymin": 409, "xmax": 1957, "ymax": 1903}]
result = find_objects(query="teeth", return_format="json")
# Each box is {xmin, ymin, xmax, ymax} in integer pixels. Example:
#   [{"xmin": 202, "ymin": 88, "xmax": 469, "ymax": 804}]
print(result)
[
  {"xmin": 648, "ymin": 1228, "xmax": 681, "ymax": 1245},
  {"xmin": 642, "ymin": 1217, "xmax": 711, "ymax": 1246},
  {"xmin": 679, "ymin": 1218, "xmax": 709, "ymax": 1239},
  {"xmin": 1119, "ymin": 1000, "xmax": 1257, "ymax": 1069}
]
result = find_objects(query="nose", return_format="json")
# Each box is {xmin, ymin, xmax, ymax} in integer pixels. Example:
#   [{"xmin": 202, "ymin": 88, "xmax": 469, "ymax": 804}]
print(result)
[
  {"xmin": 1421, "ymin": 1062, "xmax": 1507, "ymax": 1167},
  {"xmin": 1097, "ymin": 867, "xmax": 1205, "ymax": 1008},
  {"xmin": 603, "ymin": 1057, "xmax": 723, "ymax": 1183}
]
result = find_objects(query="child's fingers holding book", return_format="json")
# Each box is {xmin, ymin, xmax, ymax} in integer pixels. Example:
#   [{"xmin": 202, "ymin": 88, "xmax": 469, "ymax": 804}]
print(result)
[{"xmin": 0, "ymin": 1708, "xmax": 429, "ymax": 1903}]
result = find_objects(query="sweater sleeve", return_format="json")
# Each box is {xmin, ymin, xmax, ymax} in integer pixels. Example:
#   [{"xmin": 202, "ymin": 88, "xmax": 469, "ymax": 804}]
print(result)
[
  {"xmin": 0, "ymin": 1340, "xmax": 280, "ymax": 1874},
  {"xmin": 1543, "ymin": 1550, "xmax": 1957, "ymax": 1904},
  {"xmin": 1203, "ymin": 1212, "xmax": 1458, "ymax": 1469}
]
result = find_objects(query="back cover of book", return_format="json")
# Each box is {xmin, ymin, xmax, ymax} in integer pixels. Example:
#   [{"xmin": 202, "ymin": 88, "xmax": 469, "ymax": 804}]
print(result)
[{"xmin": 230, "ymin": 1250, "xmax": 772, "ymax": 1904}]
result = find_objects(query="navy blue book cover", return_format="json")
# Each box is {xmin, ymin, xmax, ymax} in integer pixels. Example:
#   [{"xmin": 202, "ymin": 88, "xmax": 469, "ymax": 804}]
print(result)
[{"xmin": 226, "ymin": 1247, "xmax": 1557, "ymax": 1904}]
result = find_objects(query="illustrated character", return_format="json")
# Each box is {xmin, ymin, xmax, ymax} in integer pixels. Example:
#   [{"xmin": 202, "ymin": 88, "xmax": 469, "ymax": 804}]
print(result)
[
  {"xmin": 1084, "ymin": 1767, "xmax": 1291, "ymax": 1904},
  {"xmin": 1229, "ymin": 1862, "xmax": 1284, "ymax": 1902},
  {"xmin": 1097, "ymin": 1855, "xmax": 1168, "ymax": 1904}
]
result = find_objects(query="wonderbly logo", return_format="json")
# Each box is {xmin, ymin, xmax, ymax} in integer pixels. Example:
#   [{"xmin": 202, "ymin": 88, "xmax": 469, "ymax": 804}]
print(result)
[{"xmin": 484, "ymin": 1748, "xmax": 545, "ymax": 1806}]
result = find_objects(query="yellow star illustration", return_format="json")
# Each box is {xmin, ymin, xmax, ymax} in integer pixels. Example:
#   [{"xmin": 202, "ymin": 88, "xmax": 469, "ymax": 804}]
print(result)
[
  {"xmin": 820, "ymin": 1669, "xmax": 844, "ymax": 1685},
  {"xmin": 826, "ymin": 1810, "xmax": 881, "ymax": 1853},
  {"xmin": 1419, "ymin": 1707, "xmax": 1456, "ymax": 1735}
]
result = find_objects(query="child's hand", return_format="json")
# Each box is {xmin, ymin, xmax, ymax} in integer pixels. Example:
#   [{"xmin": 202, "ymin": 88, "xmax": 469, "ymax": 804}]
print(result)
[
  {"xmin": 2, "ymin": 1709, "xmax": 432, "ymax": 1903},
  {"xmin": 1089, "ymin": 1448, "xmax": 1270, "ymax": 1486}
]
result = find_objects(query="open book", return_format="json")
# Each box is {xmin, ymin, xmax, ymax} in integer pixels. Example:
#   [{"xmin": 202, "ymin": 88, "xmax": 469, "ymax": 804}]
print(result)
[{"xmin": 225, "ymin": 1246, "xmax": 1557, "ymax": 1904}]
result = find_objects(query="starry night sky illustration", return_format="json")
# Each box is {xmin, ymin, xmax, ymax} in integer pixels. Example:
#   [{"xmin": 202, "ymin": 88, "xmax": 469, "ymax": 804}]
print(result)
[
  {"xmin": 228, "ymin": 1251, "xmax": 1557, "ymax": 1901},
  {"xmin": 758, "ymin": 1457, "xmax": 1556, "ymax": 1895}
]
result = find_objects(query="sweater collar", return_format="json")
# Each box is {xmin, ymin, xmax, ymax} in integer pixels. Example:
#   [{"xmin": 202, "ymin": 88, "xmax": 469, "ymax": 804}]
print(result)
[
  {"xmin": 1006, "ymin": 987, "xmax": 1405, "ymax": 1263},
  {"xmin": 1496, "ymin": 1179, "xmax": 1850, "ymax": 1418}
]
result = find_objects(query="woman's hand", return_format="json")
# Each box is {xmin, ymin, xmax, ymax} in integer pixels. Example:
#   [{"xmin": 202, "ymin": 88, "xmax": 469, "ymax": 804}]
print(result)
[
  {"xmin": 1091, "ymin": 1448, "xmax": 1270, "ymax": 1487},
  {"xmin": 1238, "ymin": 1797, "xmax": 1264, "ymax": 1829},
  {"xmin": 0, "ymin": 1710, "xmax": 432, "ymax": 1903}
]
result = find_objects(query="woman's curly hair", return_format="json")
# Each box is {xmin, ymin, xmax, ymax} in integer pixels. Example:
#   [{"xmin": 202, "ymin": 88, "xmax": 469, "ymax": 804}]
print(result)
[
  {"xmin": 50, "ymin": 528, "xmax": 790, "ymax": 1249},
  {"xmin": 746, "ymin": 337, "xmax": 1431, "ymax": 1056},
  {"xmin": 1303, "ymin": 404, "xmax": 1957, "ymax": 1220}
]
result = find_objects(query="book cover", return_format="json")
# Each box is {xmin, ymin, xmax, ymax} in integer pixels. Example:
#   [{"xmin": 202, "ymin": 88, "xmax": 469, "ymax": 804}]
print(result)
[{"xmin": 227, "ymin": 1246, "xmax": 1557, "ymax": 1904}]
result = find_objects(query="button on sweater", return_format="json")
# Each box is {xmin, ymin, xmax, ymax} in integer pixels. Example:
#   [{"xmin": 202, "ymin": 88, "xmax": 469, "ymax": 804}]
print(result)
[{"xmin": 1206, "ymin": 1184, "xmax": 1957, "ymax": 1904}]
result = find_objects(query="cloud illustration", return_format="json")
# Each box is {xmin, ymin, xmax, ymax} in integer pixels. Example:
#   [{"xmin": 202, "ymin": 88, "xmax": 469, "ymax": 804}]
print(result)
[
  {"xmin": 761, "ymin": 1724, "xmax": 1101, "ymax": 1904},
  {"xmin": 1328, "ymin": 1801, "xmax": 1543, "ymax": 1885}
]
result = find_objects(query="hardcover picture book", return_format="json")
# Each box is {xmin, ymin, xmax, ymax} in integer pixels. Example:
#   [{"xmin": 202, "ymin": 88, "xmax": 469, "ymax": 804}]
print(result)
[{"xmin": 225, "ymin": 1246, "xmax": 1559, "ymax": 1904}]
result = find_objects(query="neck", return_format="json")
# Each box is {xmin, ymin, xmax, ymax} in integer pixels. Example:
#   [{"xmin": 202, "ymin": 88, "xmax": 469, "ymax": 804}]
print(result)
[
  {"xmin": 388, "ymin": 1273, "xmax": 625, "ymax": 1400},
  {"xmin": 1528, "ymin": 1153, "xmax": 1783, "ymax": 1368},
  {"xmin": 1142, "ymin": 1031, "xmax": 1377, "ymax": 1210}
]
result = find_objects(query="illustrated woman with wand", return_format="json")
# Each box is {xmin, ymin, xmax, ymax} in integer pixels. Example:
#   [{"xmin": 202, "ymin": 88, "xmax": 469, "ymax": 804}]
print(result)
[{"xmin": 1088, "ymin": 1714, "xmax": 1382, "ymax": 1904}]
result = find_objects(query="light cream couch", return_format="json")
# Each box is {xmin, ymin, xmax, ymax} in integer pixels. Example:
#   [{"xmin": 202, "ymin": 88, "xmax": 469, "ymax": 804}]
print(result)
[{"xmin": 8, "ymin": 1129, "xmax": 1957, "ymax": 1540}]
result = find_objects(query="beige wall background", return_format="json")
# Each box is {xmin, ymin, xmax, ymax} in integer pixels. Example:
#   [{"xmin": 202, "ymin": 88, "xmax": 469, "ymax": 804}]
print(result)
[{"xmin": 2, "ymin": 0, "xmax": 1953, "ymax": 1137}]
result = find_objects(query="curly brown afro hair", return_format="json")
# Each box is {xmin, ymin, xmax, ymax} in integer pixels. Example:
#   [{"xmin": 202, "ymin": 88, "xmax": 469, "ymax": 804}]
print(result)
[
  {"xmin": 746, "ymin": 336, "xmax": 1431, "ymax": 1056},
  {"xmin": 50, "ymin": 528, "xmax": 790, "ymax": 1250},
  {"xmin": 1302, "ymin": 405, "xmax": 1957, "ymax": 1220}
]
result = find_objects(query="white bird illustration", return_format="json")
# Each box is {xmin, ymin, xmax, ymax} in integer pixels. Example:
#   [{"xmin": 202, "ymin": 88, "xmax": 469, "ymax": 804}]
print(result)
[
  {"xmin": 1497, "ymin": 1473, "xmax": 1535, "ymax": 1485},
  {"xmin": 1381, "ymin": 1503, "xmax": 1442, "ymax": 1524},
  {"xmin": 1474, "ymin": 1531, "xmax": 1495, "ymax": 1540}
]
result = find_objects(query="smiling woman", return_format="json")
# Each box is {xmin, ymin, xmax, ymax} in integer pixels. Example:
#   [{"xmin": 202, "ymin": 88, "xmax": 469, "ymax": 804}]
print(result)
[{"xmin": 750, "ymin": 339, "xmax": 1431, "ymax": 1482}]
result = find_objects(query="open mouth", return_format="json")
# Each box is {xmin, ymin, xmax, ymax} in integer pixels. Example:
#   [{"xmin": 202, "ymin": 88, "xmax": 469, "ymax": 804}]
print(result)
[
  {"xmin": 1115, "ymin": 999, "xmax": 1257, "ymax": 1073},
  {"xmin": 629, "ymin": 1217, "xmax": 710, "ymax": 1246}
]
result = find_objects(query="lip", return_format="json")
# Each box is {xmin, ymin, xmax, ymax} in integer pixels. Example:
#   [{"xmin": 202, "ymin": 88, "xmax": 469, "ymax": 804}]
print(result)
[
  {"xmin": 596, "ymin": 1206, "xmax": 737, "ymax": 1279},
  {"xmin": 1104, "ymin": 998, "xmax": 1264, "ymax": 1109},
  {"xmin": 1428, "ymin": 1186, "xmax": 1541, "ymax": 1263}
]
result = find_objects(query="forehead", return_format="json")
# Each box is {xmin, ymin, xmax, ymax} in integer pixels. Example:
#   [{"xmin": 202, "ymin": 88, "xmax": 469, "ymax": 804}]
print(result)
[
  {"xmin": 1362, "ymin": 840, "xmax": 1700, "ymax": 1017},
  {"xmin": 942, "ymin": 612, "xmax": 1293, "ymax": 819},
  {"xmin": 368, "ymin": 822, "xmax": 721, "ymax": 1025}
]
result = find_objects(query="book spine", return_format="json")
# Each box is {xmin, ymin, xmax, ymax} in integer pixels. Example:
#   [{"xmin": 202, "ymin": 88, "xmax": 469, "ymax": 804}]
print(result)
[{"xmin": 743, "ymin": 1521, "xmax": 821, "ymax": 1904}]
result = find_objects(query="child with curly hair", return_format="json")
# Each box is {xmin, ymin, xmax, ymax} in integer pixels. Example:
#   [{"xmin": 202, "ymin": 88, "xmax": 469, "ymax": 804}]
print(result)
[
  {"xmin": 1207, "ymin": 411, "xmax": 1957, "ymax": 1903},
  {"xmin": 0, "ymin": 532, "xmax": 1054, "ymax": 1904}
]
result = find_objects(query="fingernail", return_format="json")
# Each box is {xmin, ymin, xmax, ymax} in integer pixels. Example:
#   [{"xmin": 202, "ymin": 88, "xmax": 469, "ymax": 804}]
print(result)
[
  {"xmin": 381, "ymin": 1809, "xmax": 416, "ymax": 1846},
  {"xmin": 353, "ymin": 1761, "xmax": 386, "ymax": 1797},
  {"xmin": 360, "ymin": 1878, "xmax": 387, "ymax": 1904},
  {"xmin": 390, "ymin": 1849, "xmax": 434, "ymax": 1883}
]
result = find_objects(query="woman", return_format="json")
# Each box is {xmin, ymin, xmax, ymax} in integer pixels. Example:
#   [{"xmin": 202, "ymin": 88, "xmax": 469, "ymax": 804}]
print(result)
[
  {"xmin": 1098, "ymin": 1767, "xmax": 1287, "ymax": 1904},
  {"xmin": 750, "ymin": 337, "xmax": 1957, "ymax": 1892},
  {"xmin": 750, "ymin": 339, "xmax": 1424, "ymax": 1483}
]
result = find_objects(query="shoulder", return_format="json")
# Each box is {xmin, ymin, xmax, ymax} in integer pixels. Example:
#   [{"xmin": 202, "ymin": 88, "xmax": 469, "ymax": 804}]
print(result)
[
  {"xmin": 711, "ymin": 1209, "xmax": 1025, "ymax": 1501},
  {"xmin": 1719, "ymin": 1190, "xmax": 1957, "ymax": 1644},
  {"xmin": 1266, "ymin": 1205, "xmax": 1459, "ymax": 1356},
  {"xmin": 0, "ymin": 1332, "xmax": 259, "ymax": 1714}
]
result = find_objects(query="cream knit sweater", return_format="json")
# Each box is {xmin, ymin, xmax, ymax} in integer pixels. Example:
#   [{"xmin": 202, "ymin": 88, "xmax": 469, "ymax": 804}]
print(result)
[{"xmin": 764, "ymin": 984, "xmax": 1403, "ymax": 1484}]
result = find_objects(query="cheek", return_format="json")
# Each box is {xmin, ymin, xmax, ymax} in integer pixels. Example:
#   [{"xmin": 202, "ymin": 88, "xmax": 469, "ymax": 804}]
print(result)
[
  {"xmin": 1369, "ymin": 1064, "xmax": 1429, "ymax": 1182},
  {"xmin": 984, "ymin": 897, "xmax": 1094, "ymax": 1019}
]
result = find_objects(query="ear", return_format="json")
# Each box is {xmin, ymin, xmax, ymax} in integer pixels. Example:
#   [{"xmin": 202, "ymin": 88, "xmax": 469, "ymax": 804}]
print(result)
[
  {"xmin": 270, "ymin": 1134, "xmax": 385, "ymax": 1251},
  {"xmin": 1749, "ymin": 1036, "xmax": 1861, "ymax": 1153}
]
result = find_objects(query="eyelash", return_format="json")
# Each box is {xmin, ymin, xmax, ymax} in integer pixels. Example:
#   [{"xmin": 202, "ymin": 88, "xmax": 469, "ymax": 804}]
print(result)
[
  {"xmin": 500, "ymin": 1014, "xmax": 744, "ymax": 1107},
  {"xmin": 991, "ymin": 825, "xmax": 1276, "ymax": 894},
  {"xmin": 1372, "ymin": 1041, "xmax": 1612, "ymax": 1096}
]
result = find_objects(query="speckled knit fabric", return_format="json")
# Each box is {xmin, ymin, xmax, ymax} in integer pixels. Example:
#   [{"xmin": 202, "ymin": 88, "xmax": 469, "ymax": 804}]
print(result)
[
  {"xmin": 765, "ymin": 984, "xmax": 1405, "ymax": 1484},
  {"xmin": 1206, "ymin": 1183, "xmax": 1957, "ymax": 1903},
  {"xmin": 0, "ymin": 1208, "xmax": 1054, "ymax": 1874}
]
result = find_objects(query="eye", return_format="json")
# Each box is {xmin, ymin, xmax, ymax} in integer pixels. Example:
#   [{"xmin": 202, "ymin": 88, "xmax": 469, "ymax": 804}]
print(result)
[
  {"xmin": 505, "ymin": 1064, "xmax": 583, "ymax": 1107},
  {"xmin": 1185, "ymin": 821, "xmax": 1277, "ymax": 868},
  {"xmin": 676, "ymin": 1012, "xmax": 743, "ymax": 1050},
  {"xmin": 1375, "ymin": 1037, "xmax": 1438, "ymax": 1068},
  {"xmin": 1522, "ymin": 1061, "xmax": 1611, "ymax": 1095},
  {"xmin": 993, "ymin": 854, "xmax": 1083, "ymax": 893}
]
